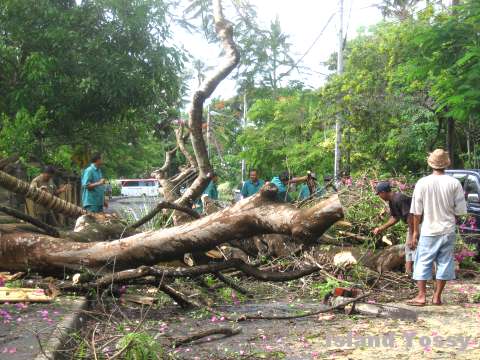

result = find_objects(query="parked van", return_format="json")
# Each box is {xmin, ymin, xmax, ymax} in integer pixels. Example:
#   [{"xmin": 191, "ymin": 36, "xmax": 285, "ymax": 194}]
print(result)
[{"xmin": 120, "ymin": 179, "xmax": 160, "ymax": 197}]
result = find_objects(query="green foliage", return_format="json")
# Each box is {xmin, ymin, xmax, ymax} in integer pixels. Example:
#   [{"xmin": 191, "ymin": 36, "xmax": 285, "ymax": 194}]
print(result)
[
  {"xmin": 231, "ymin": 1, "xmax": 480, "ymax": 177},
  {"xmin": 0, "ymin": 0, "xmax": 183, "ymax": 176},
  {"xmin": 473, "ymin": 293, "xmax": 480, "ymax": 304},
  {"xmin": 117, "ymin": 331, "xmax": 164, "ymax": 360},
  {"xmin": 111, "ymin": 182, "xmax": 121, "ymax": 196},
  {"xmin": 238, "ymin": 88, "xmax": 333, "ymax": 180},
  {"xmin": 218, "ymin": 287, "xmax": 246, "ymax": 304}
]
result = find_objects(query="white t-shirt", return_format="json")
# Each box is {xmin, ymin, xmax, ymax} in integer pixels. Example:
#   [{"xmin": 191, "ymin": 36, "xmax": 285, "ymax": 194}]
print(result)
[{"xmin": 410, "ymin": 174, "xmax": 467, "ymax": 236}]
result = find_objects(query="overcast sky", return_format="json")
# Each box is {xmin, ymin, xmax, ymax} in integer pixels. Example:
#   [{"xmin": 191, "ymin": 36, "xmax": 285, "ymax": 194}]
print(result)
[{"xmin": 175, "ymin": 0, "xmax": 384, "ymax": 100}]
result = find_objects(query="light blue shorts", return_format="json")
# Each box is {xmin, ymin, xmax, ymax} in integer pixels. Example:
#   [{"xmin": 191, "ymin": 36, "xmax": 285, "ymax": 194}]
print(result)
[{"xmin": 413, "ymin": 232, "xmax": 456, "ymax": 281}]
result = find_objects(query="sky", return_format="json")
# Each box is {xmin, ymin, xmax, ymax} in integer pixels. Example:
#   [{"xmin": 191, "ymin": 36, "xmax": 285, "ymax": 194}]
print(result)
[{"xmin": 175, "ymin": 0, "xmax": 384, "ymax": 101}]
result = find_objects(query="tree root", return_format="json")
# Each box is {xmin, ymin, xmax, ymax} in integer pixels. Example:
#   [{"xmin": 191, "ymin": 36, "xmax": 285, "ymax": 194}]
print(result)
[
  {"xmin": 172, "ymin": 327, "xmax": 241, "ymax": 347},
  {"xmin": 159, "ymin": 284, "xmax": 198, "ymax": 309},
  {"xmin": 213, "ymin": 272, "xmax": 250, "ymax": 296}
]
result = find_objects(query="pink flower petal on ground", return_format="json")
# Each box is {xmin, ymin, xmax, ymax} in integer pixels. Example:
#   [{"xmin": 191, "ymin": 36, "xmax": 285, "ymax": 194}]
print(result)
[
  {"xmin": 8, "ymin": 348, "xmax": 16, "ymax": 354},
  {"xmin": 424, "ymin": 347, "xmax": 431, "ymax": 352},
  {"xmin": 431, "ymin": 331, "xmax": 438, "ymax": 336}
]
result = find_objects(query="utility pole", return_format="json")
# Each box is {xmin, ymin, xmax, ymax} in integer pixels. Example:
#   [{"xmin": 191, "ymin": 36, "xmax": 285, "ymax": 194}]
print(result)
[
  {"xmin": 334, "ymin": 0, "xmax": 344, "ymax": 181},
  {"xmin": 241, "ymin": 93, "xmax": 247, "ymax": 183}
]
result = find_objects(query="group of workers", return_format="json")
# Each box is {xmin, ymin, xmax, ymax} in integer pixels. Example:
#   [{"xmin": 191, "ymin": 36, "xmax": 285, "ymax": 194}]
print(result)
[
  {"xmin": 30, "ymin": 148, "xmax": 466, "ymax": 306},
  {"xmin": 193, "ymin": 168, "xmax": 334, "ymax": 213}
]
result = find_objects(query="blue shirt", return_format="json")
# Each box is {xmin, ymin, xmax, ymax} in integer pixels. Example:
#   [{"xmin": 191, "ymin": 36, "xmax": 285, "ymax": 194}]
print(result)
[
  {"xmin": 203, "ymin": 180, "xmax": 218, "ymax": 200},
  {"xmin": 298, "ymin": 182, "xmax": 324, "ymax": 201},
  {"xmin": 195, "ymin": 180, "xmax": 218, "ymax": 213},
  {"xmin": 81, "ymin": 164, "xmax": 105, "ymax": 207},
  {"xmin": 241, "ymin": 179, "xmax": 265, "ymax": 198},
  {"xmin": 271, "ymin": 176, "xmax": 290, "ymax": 202}
]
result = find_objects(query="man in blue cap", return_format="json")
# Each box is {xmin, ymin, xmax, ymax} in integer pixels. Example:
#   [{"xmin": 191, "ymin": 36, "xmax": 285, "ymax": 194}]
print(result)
[{"xmin": 373, "ymin": 181, "xmax": 415, "ymax": 274}]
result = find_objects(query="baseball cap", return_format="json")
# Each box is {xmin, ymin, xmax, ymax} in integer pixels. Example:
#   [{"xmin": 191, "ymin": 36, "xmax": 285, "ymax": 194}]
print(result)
[{"xmin": 375, "ymin": 181, "xmax": 391, "ymax": 194}]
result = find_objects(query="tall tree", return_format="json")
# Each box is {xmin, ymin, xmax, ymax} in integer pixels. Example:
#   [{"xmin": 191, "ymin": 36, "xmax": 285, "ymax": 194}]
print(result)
[{"xmin": 0, "ymin": 0, "xmax": 184, "ymax": 174}]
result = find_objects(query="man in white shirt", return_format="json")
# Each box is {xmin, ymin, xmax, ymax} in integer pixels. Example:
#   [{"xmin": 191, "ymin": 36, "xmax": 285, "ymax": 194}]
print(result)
[{"xmin": 407, "ymin": 149, "xmax": 467, "ymax": 306}]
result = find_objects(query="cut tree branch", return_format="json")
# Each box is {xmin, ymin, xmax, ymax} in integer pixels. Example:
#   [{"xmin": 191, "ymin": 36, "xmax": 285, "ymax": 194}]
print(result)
[{"xmin": 95, "ymin": 257, "xmax": 322, "ymax": 287}]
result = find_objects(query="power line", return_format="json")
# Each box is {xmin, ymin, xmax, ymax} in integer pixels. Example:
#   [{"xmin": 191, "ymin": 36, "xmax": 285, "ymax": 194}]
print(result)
[{"xmin": 278, "ymin": 10, "xmax": 337, "ymax": 80}]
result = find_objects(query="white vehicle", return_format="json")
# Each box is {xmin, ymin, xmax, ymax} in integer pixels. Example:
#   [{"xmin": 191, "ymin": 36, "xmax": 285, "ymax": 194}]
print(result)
[{"xmin": 120, "ymin": 179, "xmax": 160, "ymax": 197}]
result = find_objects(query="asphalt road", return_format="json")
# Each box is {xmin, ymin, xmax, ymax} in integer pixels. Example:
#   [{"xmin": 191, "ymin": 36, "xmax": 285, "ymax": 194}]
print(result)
[{"xmin": 106, "ymin": 195, "xmax": 161, "ymax": 219}]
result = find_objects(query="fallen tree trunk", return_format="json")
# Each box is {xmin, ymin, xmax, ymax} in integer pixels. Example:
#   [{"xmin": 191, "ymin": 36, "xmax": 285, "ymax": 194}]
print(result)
[{"xmin": 0, "ymin": 186, "xmax": 343, "ymax": 274}]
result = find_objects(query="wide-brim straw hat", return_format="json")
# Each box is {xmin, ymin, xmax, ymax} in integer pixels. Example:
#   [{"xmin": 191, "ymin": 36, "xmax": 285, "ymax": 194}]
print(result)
[{"xmin": 427, "ymin": 149, "xmax": 451, "ymax": 169}]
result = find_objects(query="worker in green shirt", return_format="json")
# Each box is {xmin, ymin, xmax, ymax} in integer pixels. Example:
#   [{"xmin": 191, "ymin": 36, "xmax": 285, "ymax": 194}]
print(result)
[
  {"xmin": 241, "ymin": 169, "xmax": 265, "ymax": 198},
  {"xmin": 298, "ymin": 172, "xmax": 325, "ymax": 201},
  {"xmin": 194, "ymin": 172, "xmax": 219, "ymax": 214},
  {"xmin": 270, "ymin": 171, "xmax": 308, "ymax": 202},
  {"xmin": 81, "ymin": 153, "xmax": 107, "ymax": 213}
]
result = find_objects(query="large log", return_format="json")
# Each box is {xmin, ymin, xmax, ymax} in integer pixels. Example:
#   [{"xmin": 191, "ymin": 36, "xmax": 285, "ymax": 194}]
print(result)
[{"xmin": 0, "ymin": 186, "xmax": 343, "ymax": 274}]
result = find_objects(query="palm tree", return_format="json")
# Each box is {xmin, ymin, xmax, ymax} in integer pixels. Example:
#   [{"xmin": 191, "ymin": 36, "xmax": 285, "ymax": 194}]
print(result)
[{"xmin": 378, "ymin": 0, "xmax": 423, "ymax": 20}]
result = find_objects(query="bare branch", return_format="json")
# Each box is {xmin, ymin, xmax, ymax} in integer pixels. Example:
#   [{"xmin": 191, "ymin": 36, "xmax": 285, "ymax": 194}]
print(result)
[
  {"xmin": 95, "ymin": 258, "xmax": 322, "ymax": 287},
  {"xmin": 172, "ymin": 327, "xmax": 241, "ymax": 347},
  {"xmin": 125, "ymin": 200, "xmax": 200, "ymax": 231},
  {"xmin": 178, "ymin": 0, "xmax": 240, "ymax": 206},
  {"xmin": 0, "ymin": 205, "xmax": 60, "ymax": 237}
]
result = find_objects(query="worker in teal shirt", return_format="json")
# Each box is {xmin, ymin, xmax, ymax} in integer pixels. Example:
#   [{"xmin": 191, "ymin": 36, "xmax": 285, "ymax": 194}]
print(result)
[
  {"xmin": 81, "ymin": 153, "xmax": 107, "ymax": 213},
  {"xmin": 298, "ymin": 172, "xmax": 325, "ymax": 201},
  {"xmin": 270, "ymin": 171, "xmax": 308, "ymax": 202},
  {"xmin": 241, "ymin": 169, "xmax": 264, "ymax": 198},
  {"xmin": 194, "ymin": 173, "xmax": 219, "ymax": 213}
]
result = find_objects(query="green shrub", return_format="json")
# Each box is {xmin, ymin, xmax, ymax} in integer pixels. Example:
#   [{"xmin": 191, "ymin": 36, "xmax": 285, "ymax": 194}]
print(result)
[{"xmin": 117, "ymin": 332, "xmax": 163, "ymax": 360}]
